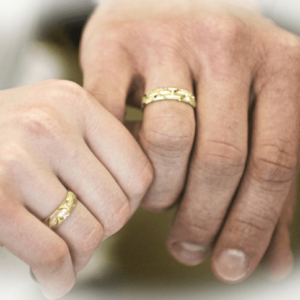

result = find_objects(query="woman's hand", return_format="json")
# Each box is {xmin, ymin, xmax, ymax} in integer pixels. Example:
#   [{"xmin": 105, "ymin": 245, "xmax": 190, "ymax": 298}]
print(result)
[
  {"xmin": 80, "ymin": 0, "xmax": 300, "ymax": 282},
  {"xmin": 0, "ymin": 80, "xmax": 153, "ymax": 298}
]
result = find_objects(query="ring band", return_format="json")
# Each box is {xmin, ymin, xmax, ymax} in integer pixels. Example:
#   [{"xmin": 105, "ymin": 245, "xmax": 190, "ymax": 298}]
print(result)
[
  {"xmin": 43, "ymin": 191, "xmax": 78, "ymax": 229},
  {"xmin": 141, "ymin": 88, "xmax": 196, "ymax": 109}
]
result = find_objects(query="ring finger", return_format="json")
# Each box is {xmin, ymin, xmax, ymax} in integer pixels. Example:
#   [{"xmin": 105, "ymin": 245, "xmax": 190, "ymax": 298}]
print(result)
[
  {"xmin": 2, "ymin": 147, "xmax": 103, "ymax": 296},
  {"xmin": 139, "ymin": 54, "xmax": 196, "ymax": 211},
  {"xmin": 167, "ymin": 65, "xmax": 251, "ymax": 265}
]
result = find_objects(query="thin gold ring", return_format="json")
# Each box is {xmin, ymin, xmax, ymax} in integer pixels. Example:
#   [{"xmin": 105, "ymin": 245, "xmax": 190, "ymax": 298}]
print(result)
[
  {"xmin": 43, "ymin": 191, "xmax": 78, "ymax": 229},
  {"xmin": 141, "ymin": 87, "xmax": 196, "ymax": 109}
]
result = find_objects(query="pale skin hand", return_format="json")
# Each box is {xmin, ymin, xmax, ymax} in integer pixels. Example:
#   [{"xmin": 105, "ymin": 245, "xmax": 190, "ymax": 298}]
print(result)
[
  {"xmin": 0, "ymin": 80, "xmax": 153, "ymax": 299},
  {"xmin": 81, "ymin": 0, "xmax": 300, "ymax": 282}
]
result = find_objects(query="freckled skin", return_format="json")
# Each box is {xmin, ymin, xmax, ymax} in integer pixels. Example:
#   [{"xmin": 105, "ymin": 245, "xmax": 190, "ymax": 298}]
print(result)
[{"xmin": 81, "ymin": 0, "xmax": 300, "ymax": 283}]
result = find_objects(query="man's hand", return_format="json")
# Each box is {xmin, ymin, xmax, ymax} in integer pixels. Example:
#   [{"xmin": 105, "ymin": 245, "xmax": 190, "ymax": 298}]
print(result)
[
  {"xmin": 0, "ymin": 80, "xmax": 153, "ymax": 298},
  {"xmin": 80, "ymin": 0, "xmax": 300, "ymax": 282}
]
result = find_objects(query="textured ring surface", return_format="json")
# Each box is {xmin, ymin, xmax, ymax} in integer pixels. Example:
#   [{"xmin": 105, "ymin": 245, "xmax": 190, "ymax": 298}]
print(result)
[
  {"xmin": 43, "ymin": 191, "xmax": 78, "ymax": 229},
  {"xmin": 141, "ymin": 87, "xmax": 196, "ymax": 109}
]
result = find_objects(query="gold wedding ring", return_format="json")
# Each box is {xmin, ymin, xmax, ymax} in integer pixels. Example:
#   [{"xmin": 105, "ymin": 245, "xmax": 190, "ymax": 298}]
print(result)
[
  {"xmin": 141, "ymin": 88, "xmax": 196, "ymax": 109},
  {"xmin": 43, "ymin": 191, "xmax": 78, "ymax": 229}
]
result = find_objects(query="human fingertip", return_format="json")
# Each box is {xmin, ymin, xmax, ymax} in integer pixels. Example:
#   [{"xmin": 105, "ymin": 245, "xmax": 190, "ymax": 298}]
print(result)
[
  {"xmin": 213, "ymin": 249, "xmax": 249, "ymax": 283},
  {"xmin": 41, "ymin": 286, "xmax": 63, "ymax": 300},
  {"xmin": 42, "ymin": 287, "xmax": 62, "ymax": 300},
  {"xmin": 269, "ymin": 253, "xmax": 294, "ymax": 282}
]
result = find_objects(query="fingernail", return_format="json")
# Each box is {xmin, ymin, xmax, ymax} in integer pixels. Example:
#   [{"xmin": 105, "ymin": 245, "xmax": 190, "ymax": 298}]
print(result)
[
  {"xmin": 181, "ymin": 242, "xmax": 206, "ymax": 252},
  {"xmin": 214, "ymin": 249, "xmax": 249, "ymax": 282},
  {"xmin": 270, "ymin": 256, "xmax": 294, "ymax": 282},
  {"xmin": 270, "ymin": 269, "xmax": 293, "ymax": 282},
  {"xmin": 41, "ymin": 286, "xmax": 62, "ymax": 300},
  {"xmin": 30, "ymin": 269, "xmax": 39, "ymax": 284},
  {"xmin": 173, "ymin": 242, "xmax": 207, "ymax": 265}
]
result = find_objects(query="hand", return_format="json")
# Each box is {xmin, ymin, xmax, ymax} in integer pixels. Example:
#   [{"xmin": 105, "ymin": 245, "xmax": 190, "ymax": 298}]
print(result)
[
  {"xmin": 0, "ymin": 80, "xmax": 153, "ymax": 298},
  {"xmin": 80, "ymin": 0, "xmax": 300, "ymax": 282}
]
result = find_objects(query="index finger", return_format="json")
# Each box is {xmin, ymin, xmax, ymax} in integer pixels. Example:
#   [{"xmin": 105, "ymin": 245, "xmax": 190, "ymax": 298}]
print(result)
[{"xmin": 81, "ymin": 20, "xmax": 135, "ymax": 122}]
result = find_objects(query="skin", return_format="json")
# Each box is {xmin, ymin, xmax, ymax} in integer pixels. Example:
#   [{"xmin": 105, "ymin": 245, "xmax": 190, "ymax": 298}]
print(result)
[
  {"xmin": 0, "ymin": 80, "xmax": 153, "ymax": 299},
  {"xmin": 80, "ymin": 0, "xmax": 300, "ymax": 283}
]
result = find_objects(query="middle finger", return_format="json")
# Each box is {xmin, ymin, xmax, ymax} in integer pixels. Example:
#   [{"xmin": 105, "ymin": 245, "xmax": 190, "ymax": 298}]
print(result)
[{"xmin": 167, "ymin": 64, "xmax": 251, "ymax": 265}]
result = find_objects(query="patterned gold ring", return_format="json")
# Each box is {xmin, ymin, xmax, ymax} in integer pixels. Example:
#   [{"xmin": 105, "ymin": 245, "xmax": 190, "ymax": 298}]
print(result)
[
  {"xmin": 141, "ymin": 87, "xmax": 196, "ymax": 109},
  {"xmin": 43, "ymin": 191, "xmax": 78, "ymax": 229}
]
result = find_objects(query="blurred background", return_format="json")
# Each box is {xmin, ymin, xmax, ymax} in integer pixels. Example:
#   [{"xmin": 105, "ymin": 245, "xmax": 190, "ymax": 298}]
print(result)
[{"xmin": 1, "ymin": 0, "xmax": 300, "ymax": 299}]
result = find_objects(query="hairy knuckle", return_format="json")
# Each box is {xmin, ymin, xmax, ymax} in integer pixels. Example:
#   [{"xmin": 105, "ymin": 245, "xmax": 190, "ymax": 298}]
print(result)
[
  {"xmin": 233, "ymin": 206, "xmax": 278, "ymax": 235},
  {"xmin": 270, "ymin": 33, "xmax": 300, "ymax": 54},
  {"xmin": 198, "ymin": 15, "xmax": 248, "ymax": 61},
  {"xmin": 265, "ymin": 34, "xmax": 300, "ymax": 75},
  {"xmin": 175, "ymin": 217, "xmax": 219, "ymax": 245},
  {"xmin": 82, "ymin": 24, "xmax": 130, "ymax": 67},
  {"xmin": 196, "ymin": 140, "xmax": 247, "ymax": 177},
  {"xmin": 143, "ymin": 111, "xmax": 195, "ymax": 155},
  {"xmin": 100, "ymin": 23, "xmax": 132, "ymax": 43},
  {"xmin": 233, "ymin": 217, "xmax": 269, "ymax": 236},
  {"xmin": 206, "ymin": 15, "xmax": 243, "ymax": 40},
  {"xmin": 251, "ymin": 142, "xmax": 298, "ymax": 184}
]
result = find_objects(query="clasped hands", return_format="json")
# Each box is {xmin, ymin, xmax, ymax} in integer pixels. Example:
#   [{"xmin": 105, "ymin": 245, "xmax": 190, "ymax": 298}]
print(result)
[{"xmin": 1, "ymin": 0, "xmax": 300, "ymax": 298}]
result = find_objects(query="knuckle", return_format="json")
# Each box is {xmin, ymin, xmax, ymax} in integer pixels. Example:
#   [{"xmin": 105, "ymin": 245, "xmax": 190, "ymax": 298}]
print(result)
[
  {"xmin": 204, "ymin": 15, "xmax": 243, "ymax": 40},
  {"xmin": 57, "ymin": 80, "xmax": 86, "ymax": 100},
  {"xmin": 77, "ymin": 222, "xmax": 103, "ymax": 254},
  {"xmin": 101, "ymin": 21, "xmax": 178, "ymax": 51},
  {"xmin": 97, "ymin": 23, "xmax": 131, "ymax": 43},
  {"xmin": 169, "ymin": 214, "xmax": 222, "ymax": 246},
  {"xmin": 184, "ymin": 219, "xmax": 218, "ymax": 237},
  {"xmin": 15, "ymin": 106, "xmax": 67, "ymax": 141},
  {"xmin": 0, "ymin": 142, "xmax": 28, "ymax": 173},
  {"xmin": 37, "ymin": 242, "xmax": 69, "ymax": 271},
  {"xmin": 269, "ymin": 33, "xmax": 300, "ymax": 55},
  {"xmin": 46, "ymin": 79, "xmax": 83, "ymax": 95},
  {"xmin": 127, "ymin": 160, "xmax": 154, "ymax": 199},
  {"xmin": 198, "ymin": 15, "xmax": 248, "ymax": 59},
  {"xmin": 47, "ymin": 79, "xmax": 92, "ymax": 112},
  {"xmin": 266, "ymin": 33, "xmax": 300, "ymax": 72},
  {"xmin": 196, "ymin": 140, "xmax": 247, "ymax": 177},
  {"xmin": 104, "ymin": 199, "xmax": 131, "ymax": 237},
  {"xmin": 232, "ymin": 205, "xmax": 278, "ymax": 236},
  {"xmin": 142, "ymin": 110, "xmax": 195, "ymax": 156},
  {"xmin": 82, "ymin": 24, "xmax": 130, "ymax": 68},
  {"xmin": 250, "ymin": 142, "xmax": 298, "ymax": 184}
]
